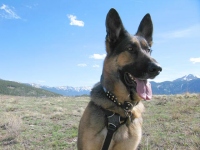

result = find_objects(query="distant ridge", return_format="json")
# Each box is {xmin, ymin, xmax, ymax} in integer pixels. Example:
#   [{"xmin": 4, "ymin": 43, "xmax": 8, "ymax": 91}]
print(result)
[
  {"xmin": 0, "ymin": 79, "xmax": 61, "ymax": 97},
  {"xmin": 174, "ymin": 74, "xmax": 199, "ymax": 81},
  {"xmin": 28, "ymin": 74, "xmax": 200, "ymax": 96},
  {"xmin": 1, "ymin": 74, "xmax": 199, "ymax": 96},
  {"xmin": 28, "ymin": 84, "xmax": 91, "ymax": 96},
  {"xmin": 151, "ymin": 74, "xmax": 200, "ymax": 94}
]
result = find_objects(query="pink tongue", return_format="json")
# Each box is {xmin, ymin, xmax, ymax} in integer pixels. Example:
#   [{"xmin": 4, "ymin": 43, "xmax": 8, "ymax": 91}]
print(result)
[{"xmin": 135, "ymin": 79, "xmax": 152, "ymax": 100}]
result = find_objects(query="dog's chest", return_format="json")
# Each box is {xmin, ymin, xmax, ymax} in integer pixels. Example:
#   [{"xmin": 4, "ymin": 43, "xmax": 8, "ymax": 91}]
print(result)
[{"xmin": 100, "ymin": 117, "xmax": 142, "ymax": 141}]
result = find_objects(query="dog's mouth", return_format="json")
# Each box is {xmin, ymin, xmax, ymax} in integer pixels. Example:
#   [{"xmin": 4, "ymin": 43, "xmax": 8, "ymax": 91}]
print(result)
[
  {"xmin": 124, "ymin": 72, "xmax": 136, "ymax": 86},
  {"xmin": 124, "ymin": 72, "xmax": 152, "ymax": 100}
]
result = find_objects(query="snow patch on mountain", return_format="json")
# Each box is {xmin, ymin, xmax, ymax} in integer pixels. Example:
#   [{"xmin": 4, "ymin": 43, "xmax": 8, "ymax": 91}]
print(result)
[
  {"xmin": 175, "ymin": 74, "xmax": 200, "ymax": 81},
  {"xmin": 27, "ymin": 83, "xmax": 92, "ymax": 96},
  {"xmin": 56, "ymin": 86, "xmax": 92, "ymax": 91}
]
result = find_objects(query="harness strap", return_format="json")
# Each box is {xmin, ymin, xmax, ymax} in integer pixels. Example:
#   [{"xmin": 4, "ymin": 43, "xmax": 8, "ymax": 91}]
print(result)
[
  {"xmin": 102, "ymin": 124, "xmax": 115, "ymax": 150},
  {"xmin": 102, "ymin": 109, "xmax": 126, "ymax": 150}
]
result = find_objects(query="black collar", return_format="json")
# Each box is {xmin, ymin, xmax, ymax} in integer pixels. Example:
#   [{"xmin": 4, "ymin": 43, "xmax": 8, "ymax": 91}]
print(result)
[{"xmin": 102, "ymin": 85, "xmax": 138, "ymax": 117}]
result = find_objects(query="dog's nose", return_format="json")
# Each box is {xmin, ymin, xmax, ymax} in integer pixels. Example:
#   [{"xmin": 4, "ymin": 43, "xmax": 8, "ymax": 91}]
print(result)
[{"xmin": 148, "ymin": 62, "xmax": 162, "ymax": 75}]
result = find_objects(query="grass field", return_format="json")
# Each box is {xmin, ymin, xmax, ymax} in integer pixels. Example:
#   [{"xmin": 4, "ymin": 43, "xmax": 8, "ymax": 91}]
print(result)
[{"xmin": 0, "ymin": 94, "xmax": 199, "ymax": 150}]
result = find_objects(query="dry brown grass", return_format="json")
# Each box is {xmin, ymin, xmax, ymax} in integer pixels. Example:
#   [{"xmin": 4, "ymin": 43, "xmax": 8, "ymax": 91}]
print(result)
[
  {"xmin": 0, "ymin": 94, "xmax": 199, "ymax": 149},
  {"xmin": 140, "ymin": 93, "xmax": 200, "ymax": 150},
  {"xmin": 0, "ymin": 113, "xmax": 22, "ymax": 146}
]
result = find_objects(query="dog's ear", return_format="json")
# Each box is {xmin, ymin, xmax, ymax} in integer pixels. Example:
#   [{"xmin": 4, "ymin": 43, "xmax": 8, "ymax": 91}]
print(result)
[
  {"xmin": 106, "ymin": 8, "xmax": 124, "ymax": 44},
  {"xmin": 136, "ymin": 14, "xmax": 153, "ymax": 46}
]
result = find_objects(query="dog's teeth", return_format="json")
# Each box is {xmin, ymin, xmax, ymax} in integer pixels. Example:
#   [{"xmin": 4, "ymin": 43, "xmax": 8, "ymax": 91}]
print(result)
[{"xmin": 128, "ymin": 73, "xmax": 135, "ymax": 81}]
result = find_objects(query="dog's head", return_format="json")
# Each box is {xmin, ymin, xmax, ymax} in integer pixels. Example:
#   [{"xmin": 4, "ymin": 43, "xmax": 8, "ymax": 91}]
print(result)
[{"xmin": 103, "ymin": 8, "xmax": 162, "ymax": 100}]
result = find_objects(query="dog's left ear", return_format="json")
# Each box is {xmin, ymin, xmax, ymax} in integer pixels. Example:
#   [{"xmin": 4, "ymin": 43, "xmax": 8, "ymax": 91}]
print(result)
[{"xmin": 136, "ymin": 14, "xmax": 153, "ymax": 46}]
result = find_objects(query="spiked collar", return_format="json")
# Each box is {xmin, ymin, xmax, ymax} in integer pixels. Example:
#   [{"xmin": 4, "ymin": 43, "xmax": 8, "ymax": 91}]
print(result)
[{"xmin": 102, "ymin": 85, "xmax": 138, "ymax": 117}]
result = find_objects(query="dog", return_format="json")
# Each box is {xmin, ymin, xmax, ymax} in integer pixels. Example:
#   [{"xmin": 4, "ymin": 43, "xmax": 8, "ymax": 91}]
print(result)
[{"xmin": 77, "ymin": 8, "xmax": 162, "ymax": 150}]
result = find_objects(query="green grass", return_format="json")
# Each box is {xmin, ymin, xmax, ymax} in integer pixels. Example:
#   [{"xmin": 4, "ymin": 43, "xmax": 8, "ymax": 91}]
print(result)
[{"xmin": 0, "ymin": 94, "xmax": 199, "ymax": 150}]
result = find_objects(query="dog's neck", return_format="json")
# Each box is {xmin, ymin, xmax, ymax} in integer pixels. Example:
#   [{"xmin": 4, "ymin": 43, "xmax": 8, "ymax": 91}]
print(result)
[{"xmin": 101, "ymin": 72, "xmax": 141, "ymax": 104}]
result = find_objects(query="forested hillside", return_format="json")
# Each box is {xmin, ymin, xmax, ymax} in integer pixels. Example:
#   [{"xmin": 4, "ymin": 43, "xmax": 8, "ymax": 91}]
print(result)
[{"xmin": 0, "ymin": 79, "xmax": 60, "ymax": 97}]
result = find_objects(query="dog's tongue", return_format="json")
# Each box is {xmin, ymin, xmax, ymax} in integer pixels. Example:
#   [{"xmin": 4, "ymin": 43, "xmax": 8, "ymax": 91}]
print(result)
[{"xmin": 135, "ymin": 79, "xmax": 152, "ymax": 100}]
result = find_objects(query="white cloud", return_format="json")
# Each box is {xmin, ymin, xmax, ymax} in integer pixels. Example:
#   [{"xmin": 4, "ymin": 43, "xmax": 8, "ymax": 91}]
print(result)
[
  {"xmin": 0, "ymin": 4, "xmax": 20, "ymax": 19},
  {"xmin": 161, "ymin": 24, "xmax": 200, "ymax": 39},
  {"xmin": 89, "ymin": 54, "xmax": 106, "ymax": 60},
  {"xmin": 67, "ymin": 14, "xmax": 84, "ymax": 27},
  {"xmin": 190, "ymin": 57, "xmax": 200, "ymax": 64},
  {"xmin": 92, "ymin": 65, "xmax": 100, "ymax": 68},
  {"xmin": 77, "ymin": 63, "xmax": 87, "ymax": 67}
]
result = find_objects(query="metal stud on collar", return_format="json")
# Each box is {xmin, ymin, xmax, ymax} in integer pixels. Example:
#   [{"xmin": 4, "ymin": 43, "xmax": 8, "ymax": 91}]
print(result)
[
  {"xmin": 106, "ymin": 91, "xmax": 118, "ymax": 105},
  {"xmin": 102, "ymin": 85, "xmax": 138, "ymax": 113},
  {"xmin": 105, "ymin": 90, "xmax": 136, "ymax": 110}
]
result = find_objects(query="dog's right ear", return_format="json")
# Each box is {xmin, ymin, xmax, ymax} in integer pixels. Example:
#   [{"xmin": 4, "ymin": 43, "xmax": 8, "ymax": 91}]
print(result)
[{"xmin": 106, "ymin": 8, "xmax": 124, "ymax": 44}]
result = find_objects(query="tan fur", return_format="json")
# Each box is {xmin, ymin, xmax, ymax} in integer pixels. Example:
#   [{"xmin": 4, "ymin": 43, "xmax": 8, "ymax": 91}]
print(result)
[
  {"xmin": 77, "ymin": 8, "xmax": 160, "ymax": 150},
  {"xmin": 116, "ymin": 51, "xmax": 134, "ymax": 68}
]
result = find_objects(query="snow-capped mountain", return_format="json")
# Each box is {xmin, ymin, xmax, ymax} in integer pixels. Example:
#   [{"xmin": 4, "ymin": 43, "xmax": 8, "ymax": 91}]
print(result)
[
  {"xmin": 27, "ymin": 74, "xmax": 200, "ymax": 96},
  {"xmin": 175, "ymin": 74, "xmax": 199, "ymax": 81},
  {"xmin": 28, "ymin": 84, "xmax": 92, "ymax": 96},
  {"xmin": 55, "ymin": 86, "xmax": 92, "ymax": 91},
  {"xmin": 151, "ymin": 74, "xmax": 200, "ymax": 94}
]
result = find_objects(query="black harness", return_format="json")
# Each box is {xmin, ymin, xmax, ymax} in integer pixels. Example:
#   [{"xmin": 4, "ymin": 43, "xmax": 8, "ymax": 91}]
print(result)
[
  {"xmin": 101, "ymin": 85, "xmax": 138, "ymax": 150},
  {"xmin": 102, "ymin": 109, "xmax": 126, "ymax": 150}
]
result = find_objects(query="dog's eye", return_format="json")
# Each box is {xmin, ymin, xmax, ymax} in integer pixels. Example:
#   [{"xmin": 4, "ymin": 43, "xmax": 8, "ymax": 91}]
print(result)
[
  {"xmin": 147, "ymin": 48, "xmax": 152, "ymax": 54},
  {"xmin": 127, "ymin": 47, "xmax": 133, "ymax": 51}
]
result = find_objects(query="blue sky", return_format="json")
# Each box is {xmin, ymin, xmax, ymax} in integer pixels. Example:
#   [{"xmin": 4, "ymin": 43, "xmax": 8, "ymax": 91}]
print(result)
[{"xmin": 0, "ymin": 0, "xmax": 200, "ymax": 87}]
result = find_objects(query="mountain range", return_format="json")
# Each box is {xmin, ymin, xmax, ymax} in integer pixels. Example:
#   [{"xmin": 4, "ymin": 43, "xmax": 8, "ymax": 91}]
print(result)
[
  {"xmin": 27, "ymin": 74, "xmax": 200, "ymax": 96},
  {"xmin": 151, "ymin": 74, "xmax": 200, "ymax": 94},
  {"xmin": 28, "ymin": 84, "xmax": 91, "ymax": 96}
]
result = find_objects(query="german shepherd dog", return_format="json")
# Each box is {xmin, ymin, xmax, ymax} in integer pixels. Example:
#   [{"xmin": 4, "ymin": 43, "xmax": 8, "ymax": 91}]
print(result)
[{"xmin": 77, "ymin": 8, "xmax": 162, "ymax": 150}]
